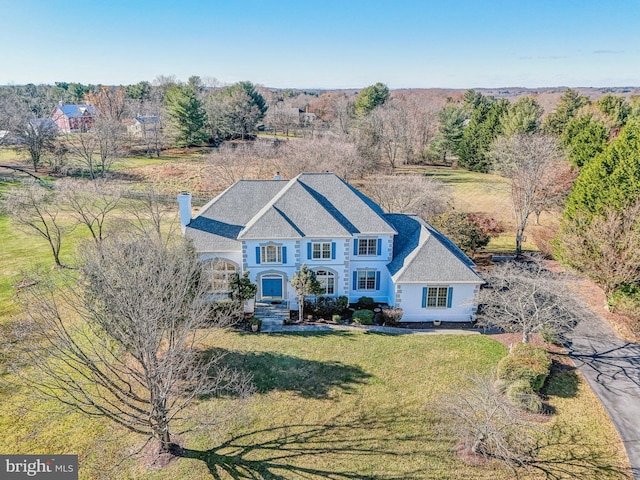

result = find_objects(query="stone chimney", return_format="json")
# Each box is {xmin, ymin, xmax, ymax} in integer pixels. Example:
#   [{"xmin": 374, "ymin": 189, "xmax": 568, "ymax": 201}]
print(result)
[{"xmin": 177, "ymin": 191, "xmax": 192, "ymax": 234}]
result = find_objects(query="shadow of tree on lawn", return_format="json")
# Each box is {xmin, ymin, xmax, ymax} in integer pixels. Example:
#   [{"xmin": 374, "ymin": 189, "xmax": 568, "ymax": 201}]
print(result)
[
  {"xmin": 205, "ymin": 348, "xmax": 373, "ymax": 399},
  {"xmin": 179, "ymin": 411, "xmax": 440, "ymax": 479}
]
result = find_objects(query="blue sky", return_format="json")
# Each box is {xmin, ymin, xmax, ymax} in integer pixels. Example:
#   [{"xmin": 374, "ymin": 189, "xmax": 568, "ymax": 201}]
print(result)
[{"xmin": 0, "ymin": 0, "xmax": 638, "ymax": 89}]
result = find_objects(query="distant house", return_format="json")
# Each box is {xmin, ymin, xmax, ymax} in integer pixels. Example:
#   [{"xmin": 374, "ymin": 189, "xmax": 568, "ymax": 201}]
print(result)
[
  {"xmin": 127, "ymin": 116, "xmax": 160, "ymax": 138},
  {"xmin": 272, "ymin": 106, "xmax": 320, "ymax": 128},
  {"xmin": 51, "ymin": 103, "xmax": 97, "ymax": 132},
  {"xmin": 28, "ymin": 118, "xmax": 58, "ymax": 132},
  {"xmin": 179, "ymin": 172, "xmax": 483, "ymax": 322},
  {"xmin": 300, "ymin": 111, "xmax": 319, "ymax": 124}
]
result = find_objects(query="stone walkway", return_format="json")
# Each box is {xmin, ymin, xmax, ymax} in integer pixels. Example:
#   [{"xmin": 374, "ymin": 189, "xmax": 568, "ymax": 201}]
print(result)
[{"xmin": 259, "ymin": 321, "xmax": 481, "ymax": 335}]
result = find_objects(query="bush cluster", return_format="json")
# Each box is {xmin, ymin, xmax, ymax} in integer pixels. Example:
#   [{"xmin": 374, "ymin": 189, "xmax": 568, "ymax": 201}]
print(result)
[
  {"xmin": 382, "ymin": 307, "xmax": 403, "ymax": 326},
  {"xmin": 497, "ymin": 342, "xmax": 552, "ymax": 393},
  {"xmin": 352, "ymin": 309, "xmax": 374, "ymax": 325},
  {"xmin": 356, "ymin": 296, "xmax": 375, "ymax": 309},
  {"xmin": 304, "ymin": 295, "xmax": 349, "ymax": 319},
  {"xmin": 506, "ymin": 379, "xmax": 543, "ymax": 413}
]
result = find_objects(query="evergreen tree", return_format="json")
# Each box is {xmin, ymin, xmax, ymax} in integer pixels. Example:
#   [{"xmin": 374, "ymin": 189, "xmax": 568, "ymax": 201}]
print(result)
[
  {"xmin": 207, "ymin": 81, "xmax": 267, "ymax": 141},
  {"xmin": 291, "ymin": 264, "xmax": 323, "ymax": 322},
  {"xmin": 558, "ymin": 120, "xmax": 640, "ymax": 286},
  {"xmin": 165, "ymin": 81, "xmax": 208, "ymax": 146},
  {"xmin": 458, "ymin": 94, "xmax": 508, "ymax": 172},
  {"xmin": 543, "ymin": 89, "xmax": 590, "ymax": 136},
  {"xmin": 563, "ymin": 119, "xmax": 640, "ymax": 222},
  {"xmin": 500, "ymin": 96, "xmax": 543, "ymax": 136},
  {"xmin": 595, "ymin": 94, "xmax": 631, "ymax": 129},
  {"xmin": 431, "ymin": 103, "xmax": 467, "ymax": 162},
  {"xmin": 561, "ymin": 114, "xmax": 609, "ymax": 167},
  {"xmin": 354, "ymin": 82, "xmax": 389, "ymax": 117}
]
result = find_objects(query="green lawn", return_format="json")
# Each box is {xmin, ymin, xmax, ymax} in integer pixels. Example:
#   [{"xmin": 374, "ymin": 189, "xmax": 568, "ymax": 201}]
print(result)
[{"xmin": 0, "ymin": 330, "xmax": 626, "ymax": 479}]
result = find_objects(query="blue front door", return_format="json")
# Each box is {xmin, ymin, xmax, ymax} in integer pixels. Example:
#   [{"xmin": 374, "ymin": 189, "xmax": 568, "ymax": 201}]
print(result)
[{"xmin": 262, "ymin": 277, "xmax": 283, "ymax": 298}]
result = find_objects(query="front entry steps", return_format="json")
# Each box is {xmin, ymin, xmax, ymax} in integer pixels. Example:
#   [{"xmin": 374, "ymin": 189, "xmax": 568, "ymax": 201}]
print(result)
[{"xmin": 254, "ymin": 302, "xmax": 290, "ymax": 332}]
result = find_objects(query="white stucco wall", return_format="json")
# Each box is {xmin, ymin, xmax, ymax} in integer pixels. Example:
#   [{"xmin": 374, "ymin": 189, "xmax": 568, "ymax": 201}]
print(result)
[{"xmin": 396, "ymin": 283, "xmax": 479, "ymax": 322}]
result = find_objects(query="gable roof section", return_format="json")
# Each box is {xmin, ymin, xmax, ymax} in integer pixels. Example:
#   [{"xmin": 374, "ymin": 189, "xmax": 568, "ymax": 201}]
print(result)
[
  {"xmin": 134, "ymin": 116, "xmax": 159, "ymax": 124},
  {"xmin": 296, "ymin": 173, "xmax": 397, "ymax": 235},
  {"xmin": 239, "ymin": 179, "xmax": 352, "ymax": 239},
  {"xmin": 186, "ymin": 180, "xmax": 287, "ymax": 251},
  {"xmin": 186, "ymin": 173, "xmax": 398, "ymax": 249},
  {"xmin": 57, "ymin": 104, "xmax": 97, "ymax": 118},
  {"xmin": 386, "ymin": 213, "xmax": 482, "ymax": 284}
]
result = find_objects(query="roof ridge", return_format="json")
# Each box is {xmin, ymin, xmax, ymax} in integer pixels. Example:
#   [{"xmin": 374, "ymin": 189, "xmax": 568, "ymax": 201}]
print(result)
[
  {"xmin": 238, "ymin": 174, "xmax": 301, "ymax": 237},
  {"xmin": 389, "ymin": 216, "xmax": 428, "ymax": 281}
]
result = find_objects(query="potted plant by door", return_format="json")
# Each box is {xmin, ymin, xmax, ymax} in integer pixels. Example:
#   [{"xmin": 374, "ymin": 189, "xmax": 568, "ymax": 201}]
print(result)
[{"xmin": 249, "ymin": 317, "xmax": 262, "ymax": 332}]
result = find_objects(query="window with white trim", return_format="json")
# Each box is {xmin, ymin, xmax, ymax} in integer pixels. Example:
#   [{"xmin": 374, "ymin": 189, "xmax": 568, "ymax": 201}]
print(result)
[
  {"xmin": 426, "ymin": 286, "xmax": 449, "ymax": 308},
  {"xmin": 357, "ymin": 270, "xmax": 377, "ymax": 290},
  {"xmin": 312, "ymin": 242, "xmax": 332, "ymax": 259},
  {"xmin": 261, "ymin": 245, "xmax": 282, "ymax": 263},
  {"xmin": 358, "ymin": 238, "xmax": 377, "ymax": 256},
  {"xmin": 204, "ymin": 259, "xmax": 237, "ymax": 293},
  {"xmin": 315, "ymin": 270, "xmax": 335, "ymax": 295}
]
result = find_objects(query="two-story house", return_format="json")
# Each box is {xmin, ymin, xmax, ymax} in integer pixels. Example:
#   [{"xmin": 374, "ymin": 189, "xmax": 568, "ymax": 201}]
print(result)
[
  {"xmin": 179, "ymin": 172, "xmax": 483, "ymax": 322},
  {"xmin": 51, "ymin": 103, "xmax": 97, "ymax": 132}
]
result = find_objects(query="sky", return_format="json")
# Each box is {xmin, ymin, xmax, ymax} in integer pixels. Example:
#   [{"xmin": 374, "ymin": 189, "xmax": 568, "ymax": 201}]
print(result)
[{"xmin": 0, "ymin": 0, "xmax": 638, "ymax": 89}]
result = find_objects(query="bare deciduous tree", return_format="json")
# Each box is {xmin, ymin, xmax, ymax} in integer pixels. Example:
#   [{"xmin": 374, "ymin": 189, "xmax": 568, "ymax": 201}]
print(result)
[
  {"xmin": 1, "ymin": 183, "xmax": 71, "ymax": 267},
  {"xmin": 121, "ymin": 187, "xmax": 178, "ymax": 243},
  {"xmin": 477, "ymin": 257, "xmax": 584, "ymax": 343},
  {"xmin": 559, "ymin": 202, "xmax": 640, "ymax": 296},
  {"xmin": 19, "ymin": 235, "xmax": 253, "ymax": 453},
  {"xmin": 491, "ymin": 133, "xmax": 567, "ymax": 254},
  {"xmin": 57, "ymin": 178, "xmax": 122, "ymax": 243},
  {"xmin": 17, "ymin": 118, "xmax": 58, "ymax": 171},
  {"xmin": 356, "ymin": 102, "xmax": 411, "ymax": 172},
  {"xmin": 443, "ymin": 372, "xmax": 543, "ymax": 467},
  {"xmin": 362, "ymin": 174, "xmax": 451, "ymax": 221},
  {"xmin": 0, "ymin": 88, "xmax": 26, "ymax": 147},
  {"xmin": 61, "ymin": 129, "xmax": 100, "ymax": 179},
  {"xmin": 93, "ymin": 116, "xmax": 126, "ymax": 175},
  {"xmin": 62, "ymin": 88, "xmax": 127, "ymax": 179},
  {"xmin": 274, "ymin": 136, "xmax": 373, "ymax": 181},
  {"xmin": 206, "ymin": 142, "xmax": 274, "ymax": 186},
  {"xmin": 444, "ymin": 372, "xmax": 630, "ymax": 479}
]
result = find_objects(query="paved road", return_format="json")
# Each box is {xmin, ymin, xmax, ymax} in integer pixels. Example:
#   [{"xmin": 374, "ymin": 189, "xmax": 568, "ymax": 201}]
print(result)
[{"xmin": 567, "ymin": 311, "xmax": 640, "ymax": 478}]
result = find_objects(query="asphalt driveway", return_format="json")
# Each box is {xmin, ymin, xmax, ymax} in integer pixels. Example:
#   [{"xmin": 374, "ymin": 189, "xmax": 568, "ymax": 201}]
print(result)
[{"xmin": 567, "ymin": 311, "xmax": 640, "ymax": 479}]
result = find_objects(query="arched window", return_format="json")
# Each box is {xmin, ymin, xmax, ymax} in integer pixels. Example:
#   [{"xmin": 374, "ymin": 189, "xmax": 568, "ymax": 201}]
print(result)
[
  {"xmin": 204, "ymin": 259, "xmax": 237, "ymax": 293},
  {"xmin": 315, "ymin": 270, "xmax": 335, "ymax": 295}
]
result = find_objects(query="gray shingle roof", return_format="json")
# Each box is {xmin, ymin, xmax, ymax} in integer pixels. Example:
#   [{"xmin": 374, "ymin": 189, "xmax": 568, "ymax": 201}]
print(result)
[
  {"xmin": 185, "ymin": 180, "xmax": 287, "ymax": 251},
  {"xmin": 296, "ymin": 173, "xmax": 397, "ymax": 235},
  {"xmin": 186, "ymin": 174, "xmax": 397, "ymax": 249},
  {"xmin": 134, "ymin": 116, "xmax": 159, "ymax": 124},
  {"xmin": 239, "ymin": 180, "xmax": 352, "ymax": 239},
  {"xmin": 385, "ymin": 214, "xmax": 482, "ymax": 284}
]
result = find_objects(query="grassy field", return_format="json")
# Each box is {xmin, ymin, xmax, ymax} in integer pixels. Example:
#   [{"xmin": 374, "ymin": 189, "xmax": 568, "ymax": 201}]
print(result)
[
  {"xmin": 0, "ymin": 182, "xmax": 94, "ymax": 321},
  {"xmin": 0, "ymin": 330, "xmax": 628, "ymax": 479}
]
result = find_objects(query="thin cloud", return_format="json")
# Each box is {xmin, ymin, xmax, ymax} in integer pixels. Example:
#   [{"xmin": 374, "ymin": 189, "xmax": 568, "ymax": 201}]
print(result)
[{"xmin": 593, "ymin": 50, "xmax": 624, "ymax": 55}]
